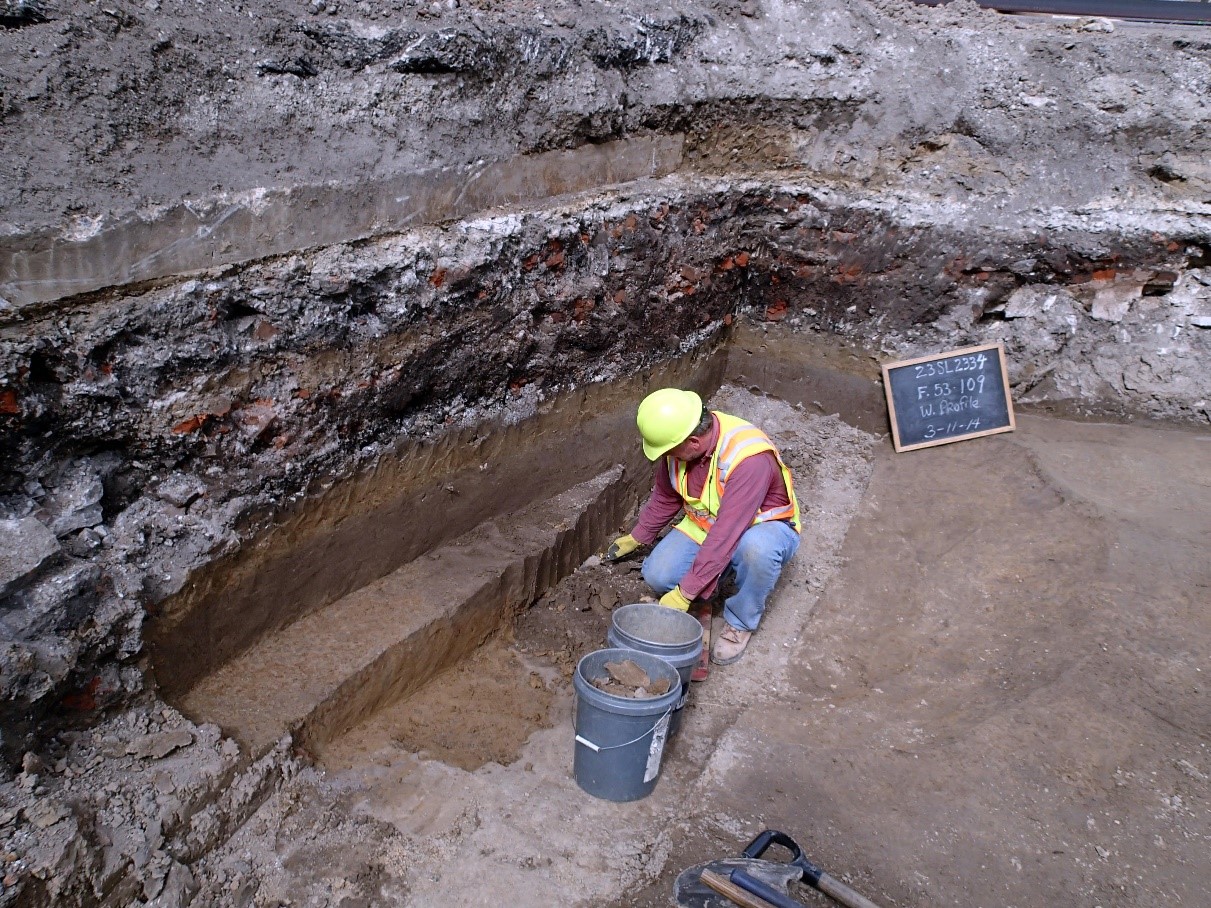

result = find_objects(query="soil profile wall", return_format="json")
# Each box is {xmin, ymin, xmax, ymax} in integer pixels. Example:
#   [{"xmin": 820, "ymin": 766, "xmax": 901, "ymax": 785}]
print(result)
[
  {"xmin": 3, "ymin": 175, "xmax": 1209, "ymax": 766},
  {"xmin": 3, "ymin": 0, "xmax": 1211, "ymax": 778},
  {"xmin": 148, "ymin": 349, "xmax": 728, "ymax": 700}
]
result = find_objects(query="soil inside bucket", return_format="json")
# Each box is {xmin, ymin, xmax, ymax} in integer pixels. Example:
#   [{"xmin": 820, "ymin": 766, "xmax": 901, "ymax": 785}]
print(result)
[{"xmin": 590, "ymin": 659, "xmax": 675, "ymax": 698}]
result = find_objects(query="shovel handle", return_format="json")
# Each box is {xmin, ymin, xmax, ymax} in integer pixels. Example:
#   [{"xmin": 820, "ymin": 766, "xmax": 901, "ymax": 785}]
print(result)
[
  {"xmin": 699, "ymin": 869, "xmax": 781, "ymax": 908},
  {"xmin": 729, "ymin": 870, "xmax": 807, "ymax": 908},
  {"xmin": 816, "ymin": 874, "xmax": 884, "ymax": 908}
]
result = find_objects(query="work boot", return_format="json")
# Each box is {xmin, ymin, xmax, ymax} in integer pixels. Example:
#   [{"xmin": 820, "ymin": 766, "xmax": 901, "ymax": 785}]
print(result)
[{"xmin": 711, "ymin": 624, "xmax": 752, "ymax": 665}]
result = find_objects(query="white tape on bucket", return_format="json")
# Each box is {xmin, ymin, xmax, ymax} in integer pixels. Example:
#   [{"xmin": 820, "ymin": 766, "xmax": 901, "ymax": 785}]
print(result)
[
  {"xmin": 643, "ymin": 712, "xmax": 670, "ymax": 783},
  {"xmin": 575, "ymin": 735, "xmax": 600, "ymax": 752}
]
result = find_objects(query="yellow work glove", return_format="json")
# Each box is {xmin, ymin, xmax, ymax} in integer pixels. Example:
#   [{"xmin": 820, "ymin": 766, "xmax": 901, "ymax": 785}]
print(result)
[
  {"xmin": 605, "ymin": 533, "xmax": 641, "ymax": 562},
  {"xmin": 659, "ymin": 586, "xmax": 693, "ymax": 611}
]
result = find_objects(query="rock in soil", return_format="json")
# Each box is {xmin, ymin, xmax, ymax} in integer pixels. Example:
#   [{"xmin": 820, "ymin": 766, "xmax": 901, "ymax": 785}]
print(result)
[{"xmin": 591, "ymin": 659, "xmax": 674, "ymax": 698}]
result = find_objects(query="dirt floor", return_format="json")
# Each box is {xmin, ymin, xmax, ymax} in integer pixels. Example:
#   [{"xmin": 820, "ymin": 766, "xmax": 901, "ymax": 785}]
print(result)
[
  {"xmin": 184, "ymin": 386, "xmax": 1210, "ymax": 907},
  {"xmin": 623, "ymin": 412, "xmax": 1211, "ymax": 908}
]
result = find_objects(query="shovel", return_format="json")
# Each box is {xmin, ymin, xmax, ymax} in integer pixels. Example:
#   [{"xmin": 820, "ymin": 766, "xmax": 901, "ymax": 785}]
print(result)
[{"xmin": 675, "ymin": 829, "xmax": 883, "ymax": 908}]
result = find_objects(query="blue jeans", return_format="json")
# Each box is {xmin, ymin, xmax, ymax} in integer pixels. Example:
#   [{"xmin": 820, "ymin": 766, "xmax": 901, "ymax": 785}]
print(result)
[{"xmin": 641, "ymin": 521, "xmax": 801, "ymax": 633}]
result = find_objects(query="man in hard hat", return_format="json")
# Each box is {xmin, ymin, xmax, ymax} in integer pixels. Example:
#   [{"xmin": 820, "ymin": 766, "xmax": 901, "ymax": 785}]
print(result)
[{"xmin": 606, "ymin": 388, "xmax": 801, "ymax": 665}]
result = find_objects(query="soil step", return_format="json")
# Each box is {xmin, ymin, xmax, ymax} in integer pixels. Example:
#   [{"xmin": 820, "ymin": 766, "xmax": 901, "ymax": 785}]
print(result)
[{"xmin": 178, "ymin": 465, "xmax": 629, "ymax": 758}]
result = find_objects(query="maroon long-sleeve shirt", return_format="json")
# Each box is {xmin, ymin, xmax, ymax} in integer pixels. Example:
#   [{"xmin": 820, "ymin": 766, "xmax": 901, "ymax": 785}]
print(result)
[{"xmin": 631, "ymin": 416, "xmax": 792, "ymax": 601}]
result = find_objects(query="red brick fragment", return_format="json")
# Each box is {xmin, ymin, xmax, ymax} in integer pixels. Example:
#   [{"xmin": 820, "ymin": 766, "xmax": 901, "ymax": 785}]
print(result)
[
  {"xmin": 61, "ymin": 676, "xmax": 102, "ymax": 712},
  {"xmin": 254, "ymin": 319, "xmax": 279, "ymax": 341},
  {"xmin": 573, "ymin": 298, "xmax": 595, "ymax": 321},
  {"xmin": 0, "ymin": 389, "xmax": 20, "ymax": 415},
  {"xmin": 765, "ymin": 300, "xmax": 788, "ymax": 321},
  {"xmin": 172, "ymin": 415, "xmax": 207, "ymax": 435},
  {"xmin": 545, "ymin": 249, "xmax": 565, "ymax": 269},
  {"xmin": 735, "ymin": 252, "xmax": 750, "ymax": 268},
  {"xmin": 1091, "ymin": 268, "xmax": 1117, "ymax": 281},
  {"xmin": 294, "ymin": 388, "xmax": 312, "ymax": 400},
  {"xmin": 430, "ymin": 267, "xmax": 448, "ymax": 288}
]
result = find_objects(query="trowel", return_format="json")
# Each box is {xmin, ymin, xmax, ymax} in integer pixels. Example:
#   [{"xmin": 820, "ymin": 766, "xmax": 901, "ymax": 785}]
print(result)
[{"xmin": 675, "ymin": 830, "xmax": 883, "ymax": 908}]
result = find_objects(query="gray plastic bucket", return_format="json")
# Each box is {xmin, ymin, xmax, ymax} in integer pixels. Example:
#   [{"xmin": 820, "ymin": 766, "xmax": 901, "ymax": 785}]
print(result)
[
  {"xmin": 607, "ymin": 603, "xmax": 704, "ymax": 736},
  {"xmin": 573, "ymin": 648, "xmax": 682, "ymax": 802}
]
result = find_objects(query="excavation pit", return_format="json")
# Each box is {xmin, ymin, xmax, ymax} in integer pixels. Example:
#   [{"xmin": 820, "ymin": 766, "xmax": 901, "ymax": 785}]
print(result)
[
  {"xmin": 165, "ymin": 377, "xmax": 1211, "ymax": 908},
  {"xmin": 4, "ymin": 2, "xmax": 1211, "ymax": 896}
]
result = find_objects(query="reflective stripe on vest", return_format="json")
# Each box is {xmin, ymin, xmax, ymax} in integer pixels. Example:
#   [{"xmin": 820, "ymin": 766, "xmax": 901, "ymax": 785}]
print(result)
[{"xmin": 667, "ymin": 411, "xmax": 800, "ymax": 544}]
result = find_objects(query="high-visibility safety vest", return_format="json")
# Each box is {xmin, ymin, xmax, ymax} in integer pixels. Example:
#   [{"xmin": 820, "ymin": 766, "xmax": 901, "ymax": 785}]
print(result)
[{"xmin": 668, "ymin": 411, "xmax": 800, "ymax": 544}]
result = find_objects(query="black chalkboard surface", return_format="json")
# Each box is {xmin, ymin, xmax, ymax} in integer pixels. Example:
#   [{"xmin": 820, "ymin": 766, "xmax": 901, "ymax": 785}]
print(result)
[{"xmin": 882, "ymin": 342, "xmax": 1015, "ymax": 452}]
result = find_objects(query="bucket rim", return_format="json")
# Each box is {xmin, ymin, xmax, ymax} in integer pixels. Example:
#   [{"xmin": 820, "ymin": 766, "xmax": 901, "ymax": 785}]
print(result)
[
  {"xmin": 611, "ymin": 602, "xmax": 704, "ymax": 650},
  {"xmin": 606, "ymin": 626, "xmax": 701, "ymax": 673}
]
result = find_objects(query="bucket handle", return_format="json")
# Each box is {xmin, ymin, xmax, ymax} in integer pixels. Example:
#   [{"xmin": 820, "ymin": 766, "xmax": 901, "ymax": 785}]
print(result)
[{"xmin": 575, "ymin": 707, "xmax": 672, "ymax": 753}]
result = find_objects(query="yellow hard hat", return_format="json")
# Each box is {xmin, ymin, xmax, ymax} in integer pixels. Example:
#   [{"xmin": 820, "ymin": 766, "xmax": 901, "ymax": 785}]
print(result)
[{"xmin": 636, "ymin": 388, "xmax": 703, "ymax": 461}]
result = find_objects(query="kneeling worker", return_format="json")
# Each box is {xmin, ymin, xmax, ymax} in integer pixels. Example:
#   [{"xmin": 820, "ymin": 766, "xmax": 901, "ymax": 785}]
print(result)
[{"xmin": 607, "ymin": 388, "xmax": 801, "ymax": 665}]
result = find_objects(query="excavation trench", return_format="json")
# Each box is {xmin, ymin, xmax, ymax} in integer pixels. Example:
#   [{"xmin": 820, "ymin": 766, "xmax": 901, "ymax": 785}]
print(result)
[
  {"xmin": 6, "ymin": 194, "xmax": 1209, "ymax": 906},
  {"xmin": 150, "ymin": 329, "xmax": 887, "ymax": 770},
  {"xmin": 136, "ymin": 185, "xmax": 1210, "ymax": 776},
  {"xmin": 5, "ymin": 4, "xmax": 1211, "ymax": 904}
]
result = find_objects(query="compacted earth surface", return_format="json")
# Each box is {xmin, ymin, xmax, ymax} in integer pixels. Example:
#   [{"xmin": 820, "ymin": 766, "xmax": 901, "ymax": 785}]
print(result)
[{"xmin": 623, "ymin": 410, "xmax": 1210, "ymax": 908}]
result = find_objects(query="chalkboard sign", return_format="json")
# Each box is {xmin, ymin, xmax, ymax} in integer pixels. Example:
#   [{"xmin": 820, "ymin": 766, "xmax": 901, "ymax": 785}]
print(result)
[{"xmin": 882, "ymin": 342, "xmax": 1015, "ymax": 452}]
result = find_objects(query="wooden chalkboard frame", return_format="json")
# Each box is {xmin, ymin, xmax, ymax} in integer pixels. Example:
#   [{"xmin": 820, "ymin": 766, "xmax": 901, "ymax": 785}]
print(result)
[{"xmin": 882, "ymin": 342, "xmax": 1016, "ymax": 453}]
